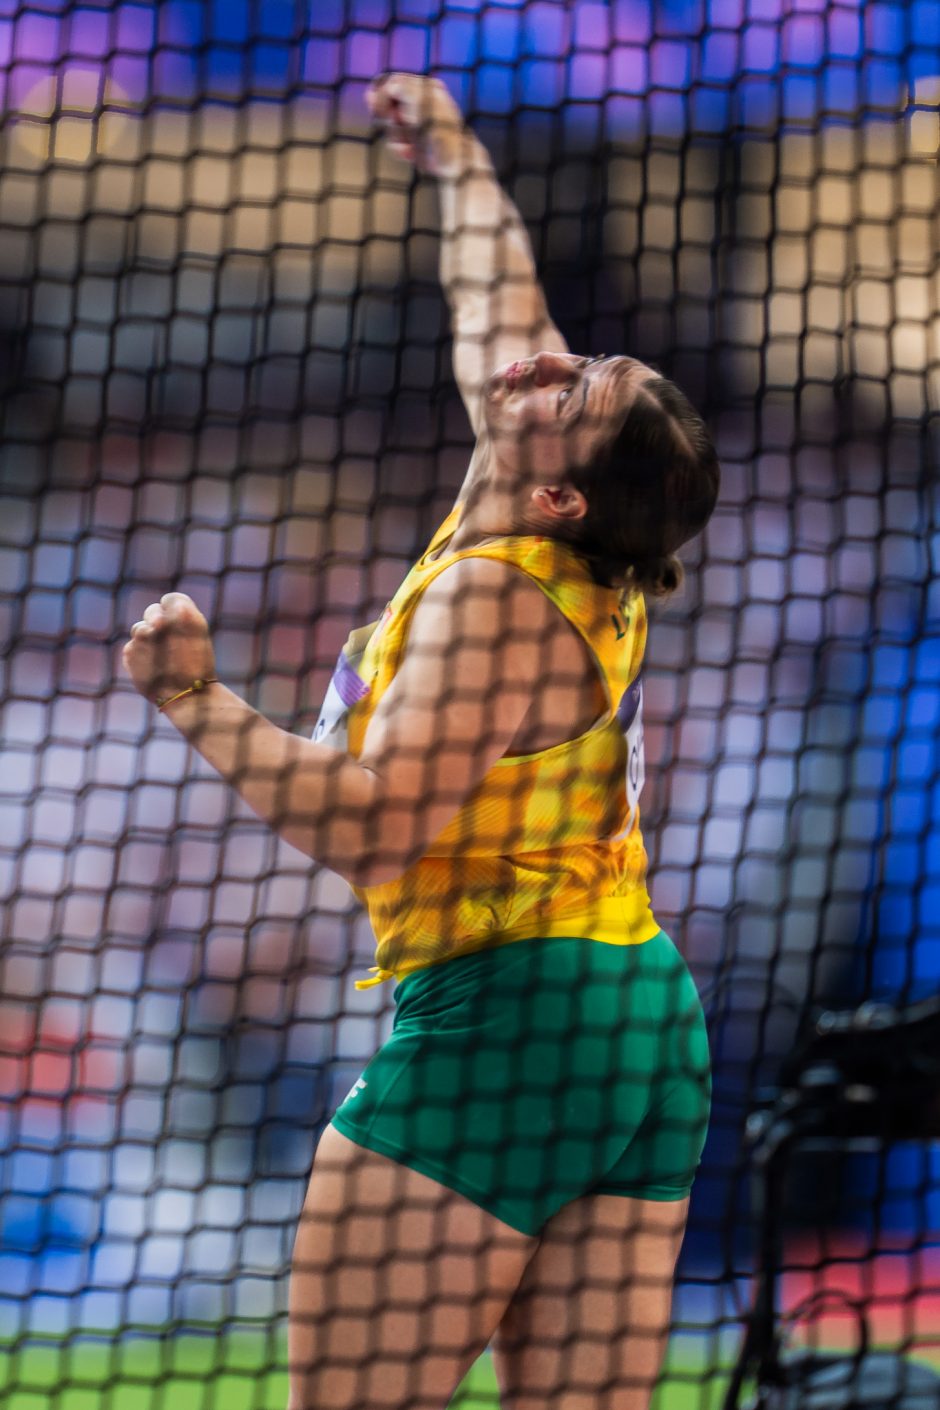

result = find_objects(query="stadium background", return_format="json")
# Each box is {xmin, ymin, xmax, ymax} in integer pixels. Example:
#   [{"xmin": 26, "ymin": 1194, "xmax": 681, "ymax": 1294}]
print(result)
[{"xmin": 0, "ymin": 0, "xmax": 938, "ymax": 1404}]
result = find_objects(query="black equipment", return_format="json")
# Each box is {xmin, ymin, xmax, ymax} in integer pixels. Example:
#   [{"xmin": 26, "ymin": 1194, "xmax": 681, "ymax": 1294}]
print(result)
[{"xmin": 723, "ymin": 996, "xmax": 940, "ymax": 1409}]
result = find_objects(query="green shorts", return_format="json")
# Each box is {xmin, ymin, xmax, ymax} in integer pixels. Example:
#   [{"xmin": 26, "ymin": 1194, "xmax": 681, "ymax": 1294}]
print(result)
[{"xmin": 330, "ymin": 931, "xmax": 711, "ymax": 1237}]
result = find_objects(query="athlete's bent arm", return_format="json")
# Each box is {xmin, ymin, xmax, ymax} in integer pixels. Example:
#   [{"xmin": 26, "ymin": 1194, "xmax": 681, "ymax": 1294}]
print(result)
[
  {"xmin": 122, "ymin": 567, "xmax": 553, "ymax": 888},
  {"xmin": 368, "ymin": 73, "xmax": 568, "ymax": 443}
]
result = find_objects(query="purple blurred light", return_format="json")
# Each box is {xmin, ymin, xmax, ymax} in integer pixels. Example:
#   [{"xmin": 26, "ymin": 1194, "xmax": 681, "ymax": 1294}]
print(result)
[{"xmin": 0, "ymin": 0, "xmax": 930, "ymax": 137}]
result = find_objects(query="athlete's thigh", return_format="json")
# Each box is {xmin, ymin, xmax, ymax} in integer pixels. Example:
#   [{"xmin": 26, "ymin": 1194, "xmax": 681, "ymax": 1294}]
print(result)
[
  {"xmin": 288, "ymin": 1124, "xmax": 536, "ymax": 1410},
  {"xmin": 492, "ymin": 1191, "xmax": 689, "ymax": 1410}
]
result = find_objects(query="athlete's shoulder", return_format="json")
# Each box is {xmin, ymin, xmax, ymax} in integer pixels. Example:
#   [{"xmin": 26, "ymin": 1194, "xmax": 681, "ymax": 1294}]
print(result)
[{"xmin": 418, "ymin": 551, "xmax": 558, "ymax": 637}]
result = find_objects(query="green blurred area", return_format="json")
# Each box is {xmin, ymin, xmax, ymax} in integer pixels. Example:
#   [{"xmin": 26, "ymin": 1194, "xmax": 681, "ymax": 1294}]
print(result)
[{"xmin": 0, "ymin": 1332, "xmax": 723, "ymax": 1410}]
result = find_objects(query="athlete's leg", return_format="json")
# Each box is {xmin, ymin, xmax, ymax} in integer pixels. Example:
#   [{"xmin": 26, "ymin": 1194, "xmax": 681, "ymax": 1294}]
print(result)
[
  {"xmin": 492, "ymin": 1191, "xmax": 689, "ymax": 1410},
  {"xmin": 288, "ymin": 1124, "xmax": 536, "ymax": 1410}
]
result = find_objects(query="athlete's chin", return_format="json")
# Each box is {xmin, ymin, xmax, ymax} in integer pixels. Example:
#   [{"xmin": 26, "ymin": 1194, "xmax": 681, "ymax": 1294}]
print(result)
[
  {"xmin": 483, "ymin": 414, "xmax": 531, "ymax": 453},
  {"xmin": 480, "ymin": 396, "xmax": 517, "ymax": 440}
]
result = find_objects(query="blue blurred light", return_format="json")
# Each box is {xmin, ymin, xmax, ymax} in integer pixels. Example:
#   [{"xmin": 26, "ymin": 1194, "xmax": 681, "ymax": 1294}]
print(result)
[
  {"xmin": 474, "ymin": 60, "xmax": 515, "ymax": 113},
  {"xmin": 0, "ymin": 0, "xmax": 935, "ymax": 140},
  {"xmin": 867, "ymin": 1, "xmax": 908, "ymax": 55},
  {"xmin": 824, "ymin": 63, "xmax": 861, "ymax": 116},
  {"xmin": 250, "ymin": 41, "xmax": 297, "ymax": 93},
  {"xmin": 390, "ymin": 25, "xmax": 430, "ymax": 73},
  {"xmin": 867, "ymin": 633, "xmax": 940, "ymax": 1005},
  {"xmin": 204, "ymin": 48, "xmax": 244, "ymax": 100},
  {"xmin": 912, "ymin": 0, "xmax": 940, "ymax": 44},
  {"xmin": 701, "ymin": 31, "xmax": 738, "ymax": 83},
  {"xmin": 309, "ymin": 0, "xmax": 345, "ymax": 34},
  {"xmin": 481, "ymin": 7, "xmax": 519, "ymax": 61},
  {"xmin": 210, "ymin": 0, "xmax": 250, "ymax": 44},
  {"xmin": 435, "ymin": 14, "xmax": 479, "ymax": 69},
  {"xmin": 257, "ymin": 0, "xmax": 297, "ymax": 41}
]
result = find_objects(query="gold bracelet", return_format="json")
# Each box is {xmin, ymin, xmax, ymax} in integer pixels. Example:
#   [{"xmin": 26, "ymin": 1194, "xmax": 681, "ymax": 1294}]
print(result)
[{"xmin": 155, "ymin": 678, "xmax": 219, "ymax": 712}]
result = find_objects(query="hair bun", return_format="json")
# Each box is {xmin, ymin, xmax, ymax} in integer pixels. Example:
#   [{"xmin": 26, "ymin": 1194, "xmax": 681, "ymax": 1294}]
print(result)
[{"xmin": 630, "ymin": 553, "xmax": 684, "ymax": 598}]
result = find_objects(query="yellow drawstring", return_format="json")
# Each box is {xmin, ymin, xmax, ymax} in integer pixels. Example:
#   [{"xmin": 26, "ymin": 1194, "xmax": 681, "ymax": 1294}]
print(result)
[{"xmin": 354, "ymin": 966, "xmax": 396, "ymax": 991}]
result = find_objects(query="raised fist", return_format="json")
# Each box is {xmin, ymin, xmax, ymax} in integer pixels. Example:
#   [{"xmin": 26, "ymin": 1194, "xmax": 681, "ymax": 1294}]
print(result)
[
  {"xmin": 367, "ymin": 73, "xmax": 470, "ymax": 179},
  {"xmin": 122, "ymin": 592, "xmax": 216, "ymax": 706}
]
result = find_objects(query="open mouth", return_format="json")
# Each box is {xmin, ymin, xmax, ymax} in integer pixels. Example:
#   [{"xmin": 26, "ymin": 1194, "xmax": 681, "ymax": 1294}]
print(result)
[{"xmin": 503, "ymin": 360, "xmax": 527, "ymax": 390}]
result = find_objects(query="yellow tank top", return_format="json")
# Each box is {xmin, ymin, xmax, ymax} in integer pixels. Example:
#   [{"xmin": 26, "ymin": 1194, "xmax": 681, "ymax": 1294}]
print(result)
[{"xmin": 313, "ymin": 506, "xmax": 659, "ymax": 987}]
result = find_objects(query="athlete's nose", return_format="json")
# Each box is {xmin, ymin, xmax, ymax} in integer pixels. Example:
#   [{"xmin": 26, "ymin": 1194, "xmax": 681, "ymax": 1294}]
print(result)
[{"xmin": 532, "ymin": 351, "xmax": 580, "ymax": 387}]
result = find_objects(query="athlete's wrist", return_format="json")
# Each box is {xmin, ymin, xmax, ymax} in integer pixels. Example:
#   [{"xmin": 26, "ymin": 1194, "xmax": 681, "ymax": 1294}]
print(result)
[
  {"xmin": 439, "ymin": 140, "xmax": 496, "ymax": 191},
  {"xmin": 436, "ymin": 136, "xmax": 493, "ymax": 186},
  {"xmin": 154, "ymin": 676, "xmax": 220, "ymax": 712}
]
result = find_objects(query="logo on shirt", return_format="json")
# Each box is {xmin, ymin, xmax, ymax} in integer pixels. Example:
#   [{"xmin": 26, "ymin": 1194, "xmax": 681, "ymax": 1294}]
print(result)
[
  {"xmin": 611, "ymin": 608, "xmax": 631, "ymax": 639},
  {"xmin": 613, "ymin": 676, "xmax": 645, "ymax": 840}
]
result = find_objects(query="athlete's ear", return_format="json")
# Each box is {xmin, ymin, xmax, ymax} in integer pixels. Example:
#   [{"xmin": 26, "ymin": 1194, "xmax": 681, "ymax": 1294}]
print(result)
[{"xmin": 532, "ymin": 484, "xmax": 588, "ymax": 522}]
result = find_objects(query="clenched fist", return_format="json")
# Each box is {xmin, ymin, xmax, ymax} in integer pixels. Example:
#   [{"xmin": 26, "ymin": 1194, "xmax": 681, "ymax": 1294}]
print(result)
[
  {"xmin": 123, "ymin": 592, "xmax": 216, "ymax": 707},
  {"xmin": 367, "ymin": 73, "xmax": 472, "ymax": 179}
]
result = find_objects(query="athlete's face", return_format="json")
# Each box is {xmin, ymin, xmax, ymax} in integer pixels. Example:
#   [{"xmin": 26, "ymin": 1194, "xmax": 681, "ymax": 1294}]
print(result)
[{"xmin": 482, "ymin": 351, "xmax": 654, "ymax": 481}]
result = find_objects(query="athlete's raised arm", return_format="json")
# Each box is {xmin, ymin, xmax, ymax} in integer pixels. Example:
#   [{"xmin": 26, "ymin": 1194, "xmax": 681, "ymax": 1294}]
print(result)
[{"xmin": 368, "ymin": 73, "xmax": 568, "ymax": 444}]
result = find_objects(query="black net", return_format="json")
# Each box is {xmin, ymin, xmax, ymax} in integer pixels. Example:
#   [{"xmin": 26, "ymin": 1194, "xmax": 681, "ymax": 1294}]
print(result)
[{"xmin": 1, "ymin": 3, "xmax": 939, "ymax": 1408}]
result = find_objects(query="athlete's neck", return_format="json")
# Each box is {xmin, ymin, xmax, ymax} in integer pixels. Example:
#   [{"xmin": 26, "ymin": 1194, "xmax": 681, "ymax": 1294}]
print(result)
[{"xmin": 447, "ymin": 440, "xmax": 538, "ymax": 555}]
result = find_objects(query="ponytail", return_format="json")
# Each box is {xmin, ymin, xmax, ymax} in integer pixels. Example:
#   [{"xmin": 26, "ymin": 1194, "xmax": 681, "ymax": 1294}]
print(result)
[
  {"xmin": 629, "ymin": 553, "xmax": 684, "ymax": 598},
  {"xmin": 576, "ymin": 547, "xmax": 684, "ymax": 599}
]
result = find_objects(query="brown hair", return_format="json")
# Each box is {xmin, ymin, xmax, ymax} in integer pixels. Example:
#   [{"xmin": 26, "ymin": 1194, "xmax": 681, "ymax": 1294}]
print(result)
[{"xmin": 565, "ymin": 375, "xmax": 719, "ymax": 597}]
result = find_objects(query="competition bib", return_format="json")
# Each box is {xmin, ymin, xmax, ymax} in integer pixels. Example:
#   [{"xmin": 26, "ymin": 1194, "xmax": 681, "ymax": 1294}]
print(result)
[
  {"xmin": 311, "ymin": 620, "xmax": 377, "ymax": 751},
  {"xmin": 613, "ymin": 675, "xmax": 645, "ymax": 838}
]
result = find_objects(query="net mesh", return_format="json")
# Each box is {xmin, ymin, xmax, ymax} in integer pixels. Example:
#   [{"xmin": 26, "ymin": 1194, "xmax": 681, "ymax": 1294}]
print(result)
[{"xmin": 1, "ymin": 2, "xmax": 939, "ymax": 1406}]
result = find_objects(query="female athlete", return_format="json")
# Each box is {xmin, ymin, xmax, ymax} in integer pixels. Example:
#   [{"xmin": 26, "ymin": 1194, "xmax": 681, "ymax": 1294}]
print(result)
[{"xmin": 123, "ymin": 74, "xmax": 718, "ymax": 1410}]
